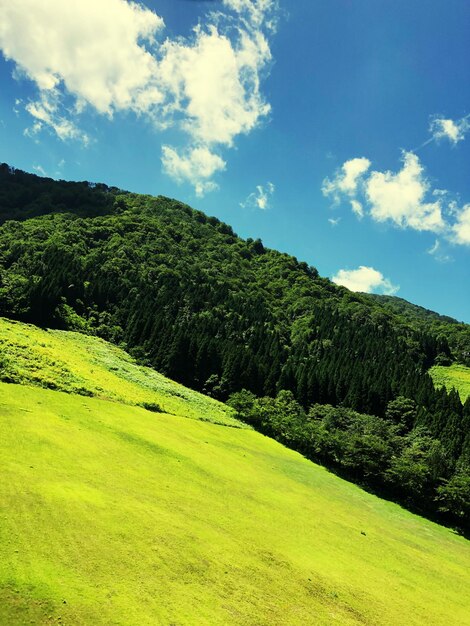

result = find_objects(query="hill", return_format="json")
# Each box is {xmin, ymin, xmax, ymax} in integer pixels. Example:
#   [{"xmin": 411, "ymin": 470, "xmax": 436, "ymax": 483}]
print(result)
[
  {"xmin": 368, "ymin": 294, "xmax": 470, "ymax": 366},
  {"xmin": 0, "ymin": 163, "xmax": 121, "ymax": 223},
  {"xmin": 0, "ymin": 164, "xmax": 468, "ymax": 527},
  {"xmin": 0, "ymin": 316, "xmax": 239, "ymax": 427},
  {"xmin": 1, "ymin": 362, "xmax": 470, "ymax": 624},
  {"xmin": 1, "ymin": 164, "xmax": 468, "ymax": 409}
]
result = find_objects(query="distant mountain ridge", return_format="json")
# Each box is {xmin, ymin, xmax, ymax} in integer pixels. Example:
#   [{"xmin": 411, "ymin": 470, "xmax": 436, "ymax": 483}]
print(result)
[
  {"xmin": 369, "ymin": 294, "xmax": 469, "ymax": 363},
  {"xmin": 370, "ymin": 294, "xmax": 460, "ymax": 324},
  {"xmin": 0, "ymin": 162, "xmax": 123, "ymax": 223}
]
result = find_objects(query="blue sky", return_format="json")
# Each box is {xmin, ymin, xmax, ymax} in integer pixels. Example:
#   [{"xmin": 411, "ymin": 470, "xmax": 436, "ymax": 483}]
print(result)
[{"xmin": 0, "ymin": 0, "xmax": 469, "ymax": 321}]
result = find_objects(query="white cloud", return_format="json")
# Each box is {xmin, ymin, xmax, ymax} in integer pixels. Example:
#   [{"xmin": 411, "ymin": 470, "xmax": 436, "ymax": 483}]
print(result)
[
  {"xmin": 350, "ymin": 199, "xmax": 364, "ymax": 219},
  {"xmin": 0, "ymin": 0, "xmax": 164, "ymax": 112},
  {"xmin": 32, "ymin": 164, "xmax": 46, "ymax": 176},
  {"xmin": 241, "ymin": 181, "xmax": 275, "ymax": 209},
  {"xmin": 427, "ymin": 238, "xmax": 452, "ymax": 263},
  {"xmin": 157, "ymin": 22, "xmax": 271, "ymax": 146},
  {"xmin": 332, "ymin": 266, "xmax": 399, "ymax": 295},
  {"xmin": 324, "ymin": 151, "xmax": 447, "ymax": 234},
  {"xmin": 0, "ymin": 0, "xmax": 278, "ymax": 193},
  {"xmin": 24, "ymin": 90, "xmax": 90, "ymax": 145},
  {"xmin": 322, "ymin": 157, "xmax": 371, "ymax": 203},
  {"xmin": 161, "ymin": 145, "xmax": 226, "ymax": 197},
  {"xmin": 427, "ymin": 239, "xmax": 440, "ymax": 256},
  {"xmin": 223, "ymin": 0, "xmax": 279, "ymax": 30},
  {"xmin": 451, "ymin": 204, "xmax": 470, "ymax": 246},
  {"xmin": 430, "ymin": 115, "xmax": 470, "ymax": 145},
  {"xmin": 365, "ymin": 152, "xmax": 445, "ymax": 233},
  {"xmin": 328, "ymin": 217, "xmax": 341, "ymax": 226}
]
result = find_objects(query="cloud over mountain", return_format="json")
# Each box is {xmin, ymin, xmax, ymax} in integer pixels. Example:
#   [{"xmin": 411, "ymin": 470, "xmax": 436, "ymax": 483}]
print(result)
[{"xmin": 331, "ymin": 266, "xmax": 399, "ymax": 295}]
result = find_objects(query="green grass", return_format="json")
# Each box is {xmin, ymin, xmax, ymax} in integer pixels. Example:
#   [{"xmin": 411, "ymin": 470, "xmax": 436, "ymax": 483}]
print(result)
[
  {"xmin": 1, "ymin": 319, "xmax": 470, "ymax": 624},
  {"xmin": 429, "ymin": 363, "xmax": 470, "ymax": 402},
  {"xmin": 0, "ymin": 317, "xmax": 240, "ymax": 427},
  {"xmin": 1, "ymin": 382, "xmax": 469, "ymax": 625}
]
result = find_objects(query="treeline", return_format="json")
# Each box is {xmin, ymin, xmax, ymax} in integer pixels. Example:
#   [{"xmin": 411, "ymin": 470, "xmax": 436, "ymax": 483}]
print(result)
[
  {"xmin": 0, "ymin": 163, "xmax": 122, "ymax": 224},
  {"xmin": 228, "ymin": 389, "xmax": 470, "ymax": 533},
  {"xmin": 368, "ymin": 294, "xmax": 470, "ymax": 366}
]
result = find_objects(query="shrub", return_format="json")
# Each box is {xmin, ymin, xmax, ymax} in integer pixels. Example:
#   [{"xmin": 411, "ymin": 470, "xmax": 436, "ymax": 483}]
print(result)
[{"xmin": 139, "ymin": 402, "xmax": 163, "ymax": 413}]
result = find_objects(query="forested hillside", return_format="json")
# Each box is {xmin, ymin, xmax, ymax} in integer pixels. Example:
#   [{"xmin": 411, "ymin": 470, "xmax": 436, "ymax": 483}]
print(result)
[
  {"xmin": 0, "ymin": 163, "xmax": 121, "ymax": 223},
  {"xmin": 0, "ymin": 163, "xmax": 469, "ymax": 528},
  {"xmin": 368, "ymin": 294, "xmax": 470, "ymax": 366}
]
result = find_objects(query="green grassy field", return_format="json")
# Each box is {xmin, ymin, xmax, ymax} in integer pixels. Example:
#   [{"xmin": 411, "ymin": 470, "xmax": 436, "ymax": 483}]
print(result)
[
  {"xmin": 0, "ymin": 317, "xmax": 240, "ymax": 427},
  {"xmin": 430, "ymin": 363, "xmax": 470, "ymax": 402},
  {"xmin": 1, "ymin": 320, "xmax": 470, "ymax": 625},
  {"xmin": 1, "ymin": 384, "xmax": 470, "ymax": 625}
]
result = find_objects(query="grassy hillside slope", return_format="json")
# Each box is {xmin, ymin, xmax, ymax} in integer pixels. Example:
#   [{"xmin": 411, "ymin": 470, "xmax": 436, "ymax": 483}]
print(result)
[
  {"xmin": 430, "ymin": 363, "xmax": 470, "ymax": 402},
  {"xmin": 1, "ymin": 383, "xmax": 470, "ymax": 626},
  {"xmin": 0, "ymin": 317, "xmax": 239, "ymax": 427}
]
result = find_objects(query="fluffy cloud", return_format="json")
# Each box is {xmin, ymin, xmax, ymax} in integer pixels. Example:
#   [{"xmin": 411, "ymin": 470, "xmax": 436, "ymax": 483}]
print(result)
[
  {"xmin": 241, "ymin": 181, "xmax": 275, "ymax": 209},
  {"xmin": 365, "ymin": 152, "xmax": 444, "ymax": 232},
  {"xmin": 0, "ymin": 0, "xmax": 164, "ymax": 113},
  {"xmin": 161, "ymin": 145, "xmax": 226, "ymax": 197},
  {"xmin": 0, "ymin": 0, "xmax": 278, "ymax": 193},
  {"xmin": 451, "ymin": 204, "xmax": 470, "ymax": 246},
  {"xmin": 157, "ymin": 23, "xmax": 271, "ymax": 148},
  {"xmin": 322, "ymin": 151, "xmax": 470, "ymax": 245},
  {"xmin": 331, "ymin": 266, "xmax": 399, "ymax": 295},
  {"xmin": 323, "ymin": 150, "xmax": 470, "ymax": 249},
  {"xmin": 430, "ymin": 115, "xmax": 470, "ymax": 145},
  {"xmin": 322, "ymin": 157, "xmax": 371, "ymax": 204}
]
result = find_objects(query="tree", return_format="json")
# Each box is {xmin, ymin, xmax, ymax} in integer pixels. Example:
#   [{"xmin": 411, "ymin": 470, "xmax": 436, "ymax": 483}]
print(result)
[
  {"xmin": 385, "ymin": 396, "xmax": 417, "ymax": 431},
  {"xmin": 436, "ymin": 472, "xmax": 470, "ymax": 521},
  {"xmin": 226, "ymin": 389, "xmax": 257, "ymax": 421}
]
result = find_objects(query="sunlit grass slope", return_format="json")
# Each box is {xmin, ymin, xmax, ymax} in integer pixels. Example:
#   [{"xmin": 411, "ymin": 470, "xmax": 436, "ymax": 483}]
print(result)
[
  {"xmin": 1, "ymin": 382, "xmax": 470, "ymax": 626},
  {"xmin": 0, "ymin": 317, "xmax": 239, "ymax": 427},
  {"xmin": 430, "ymin": 363, "xmax": 470, "ymax": 402}
]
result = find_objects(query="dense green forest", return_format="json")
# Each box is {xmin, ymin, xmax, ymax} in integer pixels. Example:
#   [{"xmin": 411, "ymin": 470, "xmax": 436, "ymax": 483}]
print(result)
[
  {"xmin": 369, "ymin": 294, "xmax": 470, "ymax": 367},
  {"xmin": 0, "ymin": 163, "xmax": 469, "ymax": 529}
]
